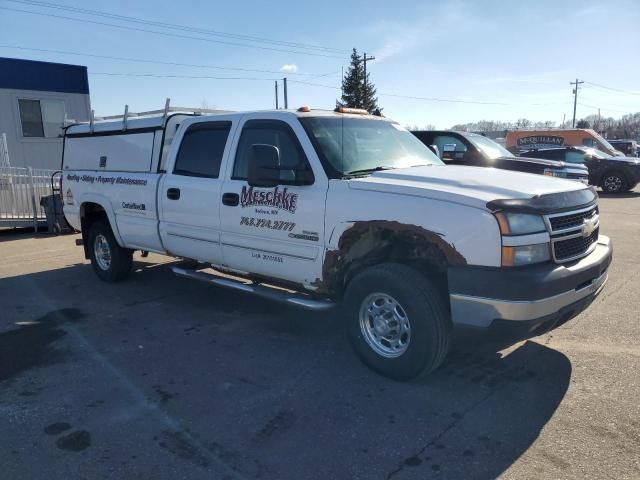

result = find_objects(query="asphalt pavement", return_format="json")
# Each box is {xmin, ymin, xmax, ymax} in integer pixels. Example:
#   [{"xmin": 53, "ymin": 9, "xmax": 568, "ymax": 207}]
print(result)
[{"xmin": 1, "ymin": 189, "xmax": 639, "ymax": 480}]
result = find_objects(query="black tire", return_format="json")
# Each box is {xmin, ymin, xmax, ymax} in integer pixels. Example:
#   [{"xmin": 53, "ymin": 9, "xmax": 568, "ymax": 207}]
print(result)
[
  {"xmin": 87, "ymin": 219, "xmax": 133, "ymax": 282},
  {"xmin": 600, "ymin": 171, "xmax": 628, "ymax": 193},
  {"xmin": 344, "ymin": 263, "xmax": 451, "ymax": 380}
]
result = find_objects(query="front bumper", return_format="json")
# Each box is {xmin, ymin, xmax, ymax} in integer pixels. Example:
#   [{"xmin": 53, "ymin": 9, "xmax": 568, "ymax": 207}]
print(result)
[{"xmin": 448, "ymin": 236, "xmax": 612, "ymax": 338}]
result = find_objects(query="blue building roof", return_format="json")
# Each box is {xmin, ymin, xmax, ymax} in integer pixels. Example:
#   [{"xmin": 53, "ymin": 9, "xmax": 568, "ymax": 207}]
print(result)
[{"xmin": 0, "ymin": 57, "xmax": 89, "ymax": 94}]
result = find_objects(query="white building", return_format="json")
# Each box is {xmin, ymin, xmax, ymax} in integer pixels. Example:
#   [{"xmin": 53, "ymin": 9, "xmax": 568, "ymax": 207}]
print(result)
[{"xmin": 0, "ymin": 57, "xmax": 91, "ymax": 170}]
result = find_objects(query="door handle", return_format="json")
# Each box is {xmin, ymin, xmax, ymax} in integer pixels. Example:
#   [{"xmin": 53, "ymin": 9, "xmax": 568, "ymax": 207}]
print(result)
[
  {"xmin": 167, "ymin": 188, "xmax": 181, "ymax": 200},
  {"xmin": 222, "ymin": 192, "xmax": 239, "ymax": 206}
]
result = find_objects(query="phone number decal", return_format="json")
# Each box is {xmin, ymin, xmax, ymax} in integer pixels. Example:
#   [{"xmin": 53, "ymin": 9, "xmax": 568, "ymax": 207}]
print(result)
[{"xmin": 240, "ymin": 216, "xmax": 296, "ymax": 232}]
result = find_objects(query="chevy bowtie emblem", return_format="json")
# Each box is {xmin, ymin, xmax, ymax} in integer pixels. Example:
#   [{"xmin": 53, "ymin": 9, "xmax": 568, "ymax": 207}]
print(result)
[{"xmin": 581, "ymin": 217, "xmax": 597, "ymax": 238}]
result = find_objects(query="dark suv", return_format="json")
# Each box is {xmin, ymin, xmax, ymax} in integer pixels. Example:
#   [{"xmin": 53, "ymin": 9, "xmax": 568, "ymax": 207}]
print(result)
[
  {"xmin": 521, "ymin": 146, "xmax": 640, "ymax": 193},
  {"xmin": 412, "ymin": 130, "xmax": 588, "ymax": 183}
]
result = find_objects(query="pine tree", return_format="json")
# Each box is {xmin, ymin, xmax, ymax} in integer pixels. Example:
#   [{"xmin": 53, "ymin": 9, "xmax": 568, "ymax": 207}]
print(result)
[{"xmin": 340, "ymin": 48, "xmax": 379, "ymax": 112}]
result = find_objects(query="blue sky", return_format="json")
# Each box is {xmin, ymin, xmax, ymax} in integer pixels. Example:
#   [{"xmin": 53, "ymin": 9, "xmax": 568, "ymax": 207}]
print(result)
[{"xmin": 1, "ymin": 0, "xmax": 639, "ymax": 128}]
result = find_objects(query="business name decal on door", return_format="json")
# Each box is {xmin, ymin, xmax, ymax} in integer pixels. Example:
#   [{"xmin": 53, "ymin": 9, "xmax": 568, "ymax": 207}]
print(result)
[{"xmin": 240, "ymin": 186, "xmax": 298, "ymax": 213}]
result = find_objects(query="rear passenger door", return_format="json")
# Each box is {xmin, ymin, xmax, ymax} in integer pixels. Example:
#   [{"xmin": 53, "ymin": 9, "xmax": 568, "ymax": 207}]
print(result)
[{"xmin": 159, "ymin": 117, "xmax": 236, "ymax": 264}]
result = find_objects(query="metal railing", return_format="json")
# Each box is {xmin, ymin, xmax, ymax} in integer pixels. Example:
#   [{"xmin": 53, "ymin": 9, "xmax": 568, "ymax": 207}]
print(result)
[{"xmin": 0, "ymin": 167, "xmax": 60, "ymax": 230}]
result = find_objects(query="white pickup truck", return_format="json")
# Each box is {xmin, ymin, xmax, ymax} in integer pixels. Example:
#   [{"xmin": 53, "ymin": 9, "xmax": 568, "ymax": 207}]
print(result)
[{"xmin": 61, "ymin": 106, "xmax": 612, "ymax": 380}]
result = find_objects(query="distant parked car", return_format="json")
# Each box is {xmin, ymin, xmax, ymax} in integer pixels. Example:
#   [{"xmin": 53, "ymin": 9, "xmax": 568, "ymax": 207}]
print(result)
[
  {"xmin": 411, "ymin": 130, "xmax": 588, "ymax": 183},
  {"xmin": 505, "ymin": 129, "xmax": 625, "ymax": 157},
  {"xmin": 608, "ymin": 139, "xmax": 638, "ymax": 157},
  {"xmin": 521, "ymin": 146, "xmax": 640, "ymax": 193}
]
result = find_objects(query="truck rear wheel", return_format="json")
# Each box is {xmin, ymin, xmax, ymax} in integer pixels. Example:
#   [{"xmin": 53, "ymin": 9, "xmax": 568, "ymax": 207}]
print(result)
[
  {"xmin": 88, "ymin": 220, "xmax": 133, "ymax": 282},
  {"xmin": 344, "ymin": 263, "xmax": 451, "ymax": 380}
]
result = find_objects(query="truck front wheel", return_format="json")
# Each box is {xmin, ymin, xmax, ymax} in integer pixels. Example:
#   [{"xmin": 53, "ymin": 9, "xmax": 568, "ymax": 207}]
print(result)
[
  {"xmin": 344, "ymin": 263, "xmax": 451, "ymax": 380},
  {"xmin": 88, "ymin": 220, "xmax": 133, "ymax": 282}
]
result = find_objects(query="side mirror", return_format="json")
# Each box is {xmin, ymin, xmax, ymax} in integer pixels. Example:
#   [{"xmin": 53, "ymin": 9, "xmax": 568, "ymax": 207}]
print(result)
[
  {"xmin": 248, "ymin": 144, "xmax": 281, "ymax": 188},
  {"xmin": 428, "ymin": 144, "xmax": 440, "ymax": 158},
  {"xmin": 247, "ymin": 144, "xmax": 314, "ymax": 187}
]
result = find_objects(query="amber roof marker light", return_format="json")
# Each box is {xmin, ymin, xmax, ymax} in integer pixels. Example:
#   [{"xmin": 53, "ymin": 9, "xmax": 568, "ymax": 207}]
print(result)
[
  {"xmin": 334, "ymin": 106, "xmax": 369, "ymax": 115},
  {"xmin": 297, "ymin": 105, "xmax": 311, "ymax": 112}
]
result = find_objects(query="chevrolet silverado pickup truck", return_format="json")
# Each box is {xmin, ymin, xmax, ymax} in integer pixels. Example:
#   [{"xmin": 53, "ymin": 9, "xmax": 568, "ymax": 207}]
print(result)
[{"xmin": 61, "ymin": 105, "xmax": 612, "ymax": 380}]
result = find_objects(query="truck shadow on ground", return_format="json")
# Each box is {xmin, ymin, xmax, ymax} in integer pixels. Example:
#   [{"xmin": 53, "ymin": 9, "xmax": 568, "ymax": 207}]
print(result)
[{"xmin": 1, "ymin": 259, "xmax": 572, "ymax": 480}]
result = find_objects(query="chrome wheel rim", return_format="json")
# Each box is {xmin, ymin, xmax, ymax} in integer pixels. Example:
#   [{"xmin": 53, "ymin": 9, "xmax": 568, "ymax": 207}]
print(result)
[
  {"xmin": 94, "ymin": 234, "xmax": 111, "ymax": 271},
  {"xmin": 359, "ymin": 293, "xmax": 411, "ymax": 358},
  {"xmin": 604, "ymin": 175, "xmax": 622, "ymax": 191}
]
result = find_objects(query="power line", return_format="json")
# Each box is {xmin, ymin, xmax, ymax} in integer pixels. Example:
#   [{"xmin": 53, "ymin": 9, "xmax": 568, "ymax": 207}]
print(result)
[
  {"xmin": 578, "ymin": 102, "xmax": 636, "ymax": 115},
  {"xmin": 0, "ymin": 44, "xmax": 339, "ymax": 78},
  {"xmin": 83, "ymin": 69, "xmax": 573, "ymax": 108},
  {"xmin": 0, "ymin": 6, "xmax": 346, "ymax": 59},
  {"xmin": 91, "ymin": 72, "xmax": 279, "ymax": 81},
  {"xmin": 584, "ymin": 81, "xmax": 640, "ymax": 97},
  {"xmin": 6, "ymin": 0, "xmax": 349, "ymax": 55}
]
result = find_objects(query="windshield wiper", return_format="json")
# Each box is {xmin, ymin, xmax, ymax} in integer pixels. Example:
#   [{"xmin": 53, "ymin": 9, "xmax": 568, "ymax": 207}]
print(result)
[{"xmin": 344, "ymin": 166, "xmax": 395, "ymax": 176}]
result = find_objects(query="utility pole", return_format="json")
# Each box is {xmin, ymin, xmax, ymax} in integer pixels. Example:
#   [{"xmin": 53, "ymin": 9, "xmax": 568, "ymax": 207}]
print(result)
[
  {"xmin": 275, "ymin": 80, "xmax": 279, "ymax": 109},
  {"xmin": 283, "ymin": 77, "xmax": 288, "ymax": 109},
  {"xmin": 363, "ymin": 52, "xmax": 375, "ymax": 81},
  {"xmin": 570, "ymin": 78, "xmax": 584, "ymax": 128}
]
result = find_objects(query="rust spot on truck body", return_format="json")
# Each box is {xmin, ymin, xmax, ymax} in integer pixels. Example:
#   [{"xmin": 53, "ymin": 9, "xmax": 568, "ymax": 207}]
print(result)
[{"xmin": 316, "ymin": 220, "xmax": 467, "ymax": 295}]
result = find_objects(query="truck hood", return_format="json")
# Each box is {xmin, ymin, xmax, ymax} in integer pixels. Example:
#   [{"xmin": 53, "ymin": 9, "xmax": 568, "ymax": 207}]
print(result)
[{"xmin": 348, "ymin": 165, "xmax": 589, "ymax": 210}]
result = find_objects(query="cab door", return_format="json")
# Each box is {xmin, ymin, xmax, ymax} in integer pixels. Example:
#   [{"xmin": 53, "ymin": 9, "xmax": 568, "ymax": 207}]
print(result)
[
  {"xmin": 159, "ymin": 117, "xmax": 237, "ymax": 264},
  {"xmin": 219, "ymin": 114, "xmax": 328, "ymax": 287}
]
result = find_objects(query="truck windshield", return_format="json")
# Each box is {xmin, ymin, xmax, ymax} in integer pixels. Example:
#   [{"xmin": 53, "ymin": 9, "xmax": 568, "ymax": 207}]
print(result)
[
  {"xmin": 301, "ymin": 116, "xmax": 443, "ymax": 176},
  {"xmin": 466, "ymin": 133, "xmax": 513, "ymax": 160}
]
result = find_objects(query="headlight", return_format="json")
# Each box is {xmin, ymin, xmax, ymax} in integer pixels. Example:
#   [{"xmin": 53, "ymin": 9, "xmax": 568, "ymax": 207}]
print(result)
[
  {"xmin": 544, "ymin": 169, "xmax": 567, "ymax": 178},
  {"xmin": 495, "ymin": 212, "xmax": 546, "ymax": 235},
  {"xmin": 502, "ymin": 243, "xmax": 551, "ymax": 266}
]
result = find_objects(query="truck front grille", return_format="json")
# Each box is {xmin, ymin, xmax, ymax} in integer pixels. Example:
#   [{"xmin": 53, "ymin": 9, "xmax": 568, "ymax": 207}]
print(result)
[
  {"xmin": 553, "ymin": 228, "xmax": 599, "ymax": 262},
  {"xmin": 545, "ymin": 204, "xmax": 599, "ymax": 263},
  {"xmin": 548, "ymin": 205, "xmax": 598, "ymax": 232}
]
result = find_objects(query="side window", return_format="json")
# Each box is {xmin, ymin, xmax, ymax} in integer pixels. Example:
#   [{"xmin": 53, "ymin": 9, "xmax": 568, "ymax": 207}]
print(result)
[
  {"xmin": 232, "ymin": 120, "xmax": 312, "ymax": 182},
  {"xmin": 18, "ymin": 98, "xmax": 66, "ymax": 138},
  {"xmin": 173, "ymin": 122, "xmax": 231, "ymax": 178},
  {"xmin": 432, "ymin": 135, "xmax": 467, "ymax": 161},
  {"xmin": 581, "ymin": 138, "xmax": 595, "ymax": 148},
  {"xmin": 535, "ymin": 149, "xmax": 563, "ymax": 161},
  {"xmin": 18, "ymin": 99, "xmax": 44, "ymax": 137},
  {"xmin": 565, "ymin": 151, "xmax": 586, "ymax": 163}
]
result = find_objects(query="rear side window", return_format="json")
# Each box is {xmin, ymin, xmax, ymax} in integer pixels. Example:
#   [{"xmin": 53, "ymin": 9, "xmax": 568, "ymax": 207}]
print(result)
[
  {"xmin": 232, "ymin": 120, "xmax": 311, "ymax": 181},
  {"xmin": 173, "ymin": 122, "xmax": 231, "ymax": 178},
  {"xmin": 432, "ymin": 135, "xmax": 467, "ymax": 161}
]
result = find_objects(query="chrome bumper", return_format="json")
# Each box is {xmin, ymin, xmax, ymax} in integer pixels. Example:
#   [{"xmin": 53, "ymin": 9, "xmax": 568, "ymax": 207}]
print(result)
[
  {"xmin": 450, "ymin": 269, "xmax": 607, "ymax": 326},
  {"xmin": 449, "ymin": 236, "xmax": 612, "ymax": 328}
]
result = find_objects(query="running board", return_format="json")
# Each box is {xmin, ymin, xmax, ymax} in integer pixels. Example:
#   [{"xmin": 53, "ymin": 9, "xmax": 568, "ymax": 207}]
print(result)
[{"xmin": 171, "ymin": 267, "xmax": 335, "ymax": 311}]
